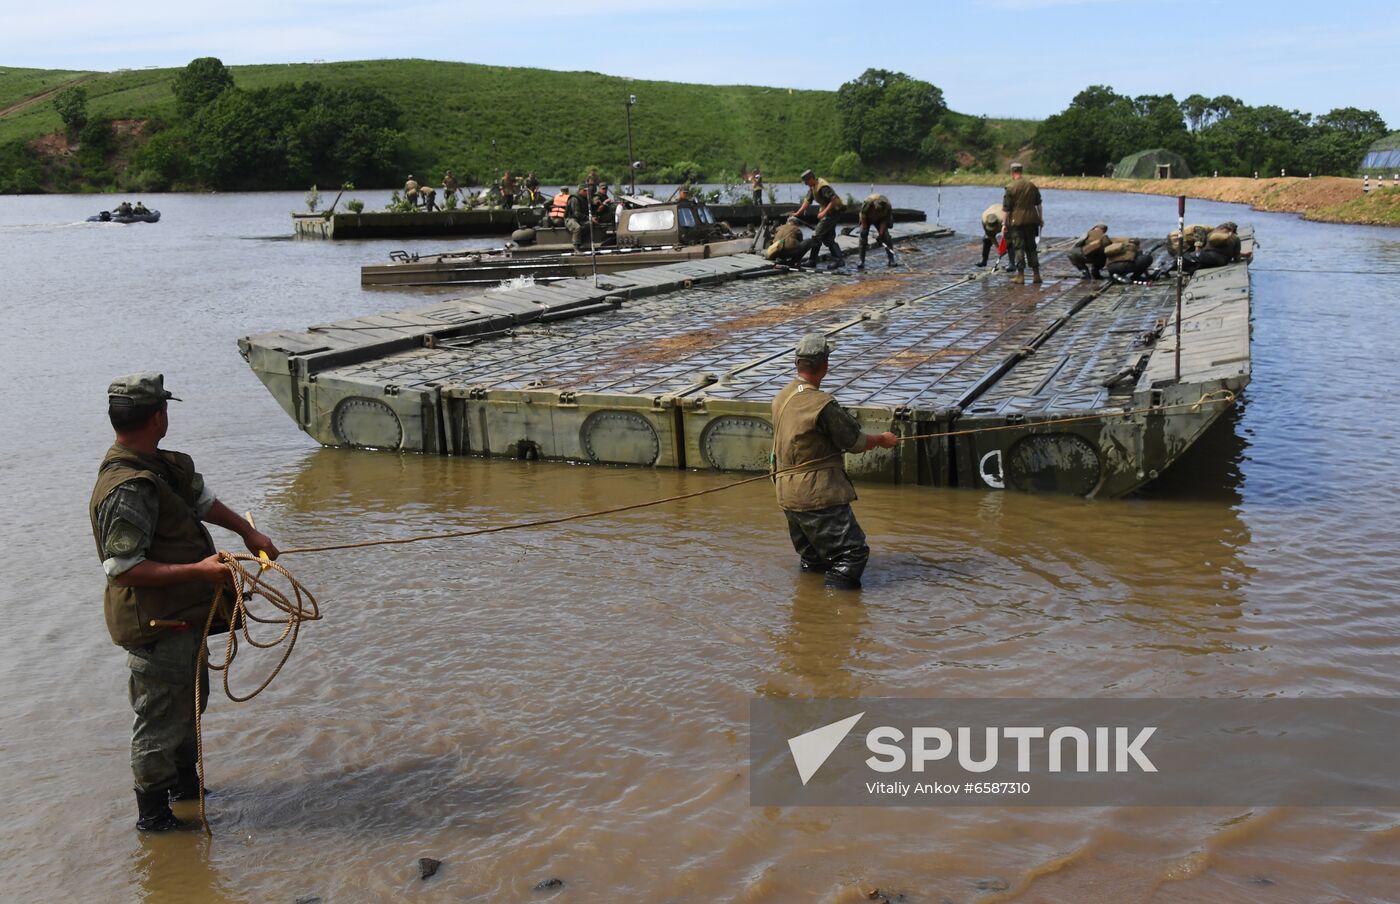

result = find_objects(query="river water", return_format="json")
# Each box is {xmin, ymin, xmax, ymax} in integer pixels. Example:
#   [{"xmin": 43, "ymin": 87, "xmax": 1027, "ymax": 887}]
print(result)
[{"xmin": 1, "ymin": 184, "xmax": 1398, "ymax": 902}]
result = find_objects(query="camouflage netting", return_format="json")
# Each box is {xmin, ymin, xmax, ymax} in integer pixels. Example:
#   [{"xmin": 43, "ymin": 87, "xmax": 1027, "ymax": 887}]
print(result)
[
  {"xmin": 1112, "ymin": 148, "xmax": 1192, "ymax": 180},
  {"xmin": 1359, "ymin": 133, "xmax": 1400, "ymax": 175}
]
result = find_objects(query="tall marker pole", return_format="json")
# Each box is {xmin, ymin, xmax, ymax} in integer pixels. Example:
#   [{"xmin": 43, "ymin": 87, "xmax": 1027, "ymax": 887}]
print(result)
[
  {"xmin": 1175, "ymin": 194, "xmax": 1185, "ymax": 383},
  {"xmin": 625, "ymin": 95, "xmax": 637, "ymax": 197}
]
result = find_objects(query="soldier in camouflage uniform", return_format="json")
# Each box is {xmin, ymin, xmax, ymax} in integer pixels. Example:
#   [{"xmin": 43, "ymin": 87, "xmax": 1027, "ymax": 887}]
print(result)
[
  {"xmin": 857, "ymin": 193, "xmax": 898, "ymax": 269},
  {"xmin": 1067, "ymin": 223, "xmax": 1109, "ymax": 279},
  {"xmin": 90, "ymin": 374, "xmax": 279, "ymax": 831},
  {"xmin": 765, "ymin": 216, "xmax": 806, "ymax": 264},
  {"xmin": 978, "ymin": 204, "xmax": 1003, "ymax": 267},
  {"xmin": 1001, "ymin": 162, "xmax": 1043, "ymax": 284},
  {"xmin": 565, "ymin": 185, "xmax": 594, "ymax": 251},
  {"xmin": 772, "ymin": 334, "xmax": 898, "ymax": 590},
  {"xmin": 792, "ymin": 169, "xmax": 847, "ymax": 269}
]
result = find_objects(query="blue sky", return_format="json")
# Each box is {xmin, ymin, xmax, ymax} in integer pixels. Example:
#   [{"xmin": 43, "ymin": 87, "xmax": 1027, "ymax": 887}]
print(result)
[{"xmin": 5, "ymin": 0, "xmax": 1395, "ymax": 127}]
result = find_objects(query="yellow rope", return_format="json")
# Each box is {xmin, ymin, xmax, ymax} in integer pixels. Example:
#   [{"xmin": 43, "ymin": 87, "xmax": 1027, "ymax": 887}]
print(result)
[
  {"xmin": 186, "ymin": 388, "xmax": 1233, "ymax": 833},
  {"xmin": 192, "ymin": 552, "xmax": 321, "ymax": 834}
]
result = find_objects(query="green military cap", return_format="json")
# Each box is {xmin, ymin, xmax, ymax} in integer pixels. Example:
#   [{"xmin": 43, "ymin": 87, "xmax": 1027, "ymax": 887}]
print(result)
[
  {"xmin": 1093, "ymin": 223, "xmax": 1108, "ymax": 231},
  {"xmin": 799, "ymin": 169, "xmax": 815, "ymax": 181},
  {"xmin": 1218, "ymin": 221, "xmax": 1238, "ymax": 232},
  {"xmin": 795, "ymin": 332, "xmax": 833, "ymax": 362},
  {"xmin": 1009, "ymin": 162, "xmax": 1024, "ymax": 172},
  {"xmin": 108, "ymin": 372, "xmax": 180, "ymax": 408}
]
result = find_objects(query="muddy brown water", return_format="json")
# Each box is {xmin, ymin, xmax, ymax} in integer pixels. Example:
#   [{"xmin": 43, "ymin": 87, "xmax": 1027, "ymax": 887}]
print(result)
[{"xmin": 2, "ymin": 185, "xmax": 1399, "ymax": 902}]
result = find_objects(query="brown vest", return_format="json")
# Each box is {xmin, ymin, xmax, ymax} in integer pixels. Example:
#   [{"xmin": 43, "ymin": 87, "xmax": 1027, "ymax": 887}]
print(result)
[
  {"xmin": 808, "ymin": 178, "xmax": 845, "ymax": 211},
  {"xmin": 1104, "ymin": 237, "xmax": 1140, "ymax": 263},
  {"xmin": 1081, "ymin": 227, "xmax": 1108, "ymax": 255},
  {"xmin": 771, "ymin": 378, "xmax": 857, "ymax": 511},
  {"xmin": 90, "ymin": 443, "xmax": 217, "ymax": 646}
]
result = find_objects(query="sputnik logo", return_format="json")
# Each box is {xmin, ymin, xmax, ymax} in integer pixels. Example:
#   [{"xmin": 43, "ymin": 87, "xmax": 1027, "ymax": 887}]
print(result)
[{"xmin": 787, "ymin": 712, "xmax": 864, "ymax": 785}]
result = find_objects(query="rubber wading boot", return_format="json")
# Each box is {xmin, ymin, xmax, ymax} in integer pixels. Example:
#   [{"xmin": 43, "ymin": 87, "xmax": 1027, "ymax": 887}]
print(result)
[
  {"xmin": 136, "ymin": 789, "xmax": 196, "ymax": 832},
  {"xmin": 171, "ymin": 765, "xmax": 206, "ymax": 802},
  {"xmin": 824, "ymin": 571, "xmax": 861, "ymax": 591},
  {"xmin": 1010, "ymin": 271, "xmax": 1025, "ymax": 285},
  {"xmin": 978, "ymin": 256, "xmax": 989, "ymax": 268},
  {"xmin": 1032, "ymin": 269, "xmax": 1043, "ymax": 285},
  {"xmin": 887, "ymin": 251, "xmax": 898, "ymax": 267},
  {"xmin": 799, "ymin": 560, "xmax": 828, "ymax": 574},
  {"xmin": 856, "ymin": 255, "xmax": 866, "ymax": 271}
]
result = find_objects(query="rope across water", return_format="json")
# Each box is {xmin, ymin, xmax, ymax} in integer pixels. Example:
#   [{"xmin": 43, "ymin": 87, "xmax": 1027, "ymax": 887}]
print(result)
[{"xmin": 187, "ymin": 389, "xmax": 1234, "ymax": 832}]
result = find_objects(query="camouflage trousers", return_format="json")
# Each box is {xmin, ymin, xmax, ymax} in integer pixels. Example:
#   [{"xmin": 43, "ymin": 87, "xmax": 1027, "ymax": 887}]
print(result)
[
  {"xmin": 859, "ymin": 218, "xmax": 895, "ymax": 263},
  {"xmin": 125, "ymin": 629, "xmax": 209, "ymax": 793},
  {"xmin": 1008, "ymin": 225, "xmax": 1040, "ymax": 272},
  {"xmin": 784, "ymin": 504, "xmax": 870, "ymax": 583},
  {"xmin": 806, "ymin": 215, "xmax": 845, "ymax": 266}
]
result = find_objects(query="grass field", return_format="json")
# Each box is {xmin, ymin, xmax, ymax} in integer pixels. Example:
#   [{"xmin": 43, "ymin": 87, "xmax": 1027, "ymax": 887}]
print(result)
[
  {"xmin": 0, "ymin": 67, "xmax": 96, "ymax": 113},
  {"xmin": 0, "ymin": 59, "xmax": 850, "ymax": 183},
  {"xmin": 0, "ymin": 59, "xmax": 1036, "ymax": 186}
]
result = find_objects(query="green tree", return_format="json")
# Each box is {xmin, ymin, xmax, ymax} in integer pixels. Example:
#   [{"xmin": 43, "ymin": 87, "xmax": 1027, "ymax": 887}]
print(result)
[
  {"xmin": 1302, "ymin": 107, "xmax": 1388, "ymax": 174},
  {"xmin": 1034, "ymin": 85, "xmax": 1141, "ymax": 175},
  {"xmin": 836, "ymin": 69, "xmax": 947, "ymax": 165},
  {"xmin": 53, "ymin": 86, "xmax": 88, "ymax": 139},
  {"xmin": 830, "ymin": 150, "xmax": 862, "ymax": 179},
  {"xmin": 172, "ymin": 56, "xmax": 234, "ymax": 118},
  {"xmin": 1180, "ymin": 94, "xmax": 1210, "ymax": 133}
]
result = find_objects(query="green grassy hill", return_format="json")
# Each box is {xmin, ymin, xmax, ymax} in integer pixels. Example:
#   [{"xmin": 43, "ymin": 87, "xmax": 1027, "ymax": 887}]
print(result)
[
  {"xmin": 0, "ymin": 67, "xmax": 96, "ymax": 112},
  {"xmin": 0, "ymin": 58, "xmax": 1037, "ymax": 188}
]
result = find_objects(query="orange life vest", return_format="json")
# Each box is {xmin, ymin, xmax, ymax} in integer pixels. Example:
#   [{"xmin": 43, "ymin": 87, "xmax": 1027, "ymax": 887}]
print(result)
[{"xmin": 548, "ymin": 192, "xmax": 570, "ymax": 219}]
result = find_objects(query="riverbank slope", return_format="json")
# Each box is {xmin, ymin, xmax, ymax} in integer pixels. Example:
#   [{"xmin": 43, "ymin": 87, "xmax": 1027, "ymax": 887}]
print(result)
[{"xmin": 935, "ymin": 174, "xmax": 1400, "ymax": 226}]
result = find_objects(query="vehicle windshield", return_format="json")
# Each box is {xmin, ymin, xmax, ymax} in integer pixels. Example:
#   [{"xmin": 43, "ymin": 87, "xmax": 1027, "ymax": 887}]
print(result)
[
  {"xmin": 627, "ymin": 209, "xmax": 675, "ymax": 232},
  {"xmin": 697, "ymin": 205, "xmax": 715, "ymax": 224},
  {"xmin": 678, "ymin": 206, "xmax": 698, "ymax": 228}
]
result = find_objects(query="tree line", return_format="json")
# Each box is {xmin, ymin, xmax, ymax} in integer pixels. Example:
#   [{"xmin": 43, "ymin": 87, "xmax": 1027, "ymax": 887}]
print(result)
[
  {"xmin": 1034, "ymin": 86, "xmax": 1387, "ymax": 177},
  {"xmin": 1, "ymin": 57, "xmax": 404, "ymax": 193}
]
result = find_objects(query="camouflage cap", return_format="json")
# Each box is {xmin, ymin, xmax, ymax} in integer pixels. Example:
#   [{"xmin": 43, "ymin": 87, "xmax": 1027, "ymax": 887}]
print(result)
[
  {"xmin": 794, "ymin": 332, "xmax": 833, "ymax": 362},
  {"xmin": 1093, "ymin": 222, "xmax": 1108, "ymax": 231},
  {"xmin": 1219, "ymin": 221, "xmax": 1238, "ymax": 232},
  {"xmin": 786, "ymin": 215, "xmax": 801, "ymax": 225},
  {"xmin": 108, "ymin": 372, "xmax": 180, "ymax": 408},
  {"xmin": 799, "ymin": 169, "xmax": 815, "ymax": 181},
  {"xmin": 1009, "ymin": 162, "xmax": 1024, "ymax": 172}
]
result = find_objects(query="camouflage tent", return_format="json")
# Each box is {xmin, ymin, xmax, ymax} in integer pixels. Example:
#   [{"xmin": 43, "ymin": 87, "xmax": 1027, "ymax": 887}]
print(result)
[
  {"xmin": 1359, "ymin": 132, "xmax": 1400, "ymax": 175},
  {"xmin": 1111, "ymin": 148, "xmax": 1192, "ymax": 180}
]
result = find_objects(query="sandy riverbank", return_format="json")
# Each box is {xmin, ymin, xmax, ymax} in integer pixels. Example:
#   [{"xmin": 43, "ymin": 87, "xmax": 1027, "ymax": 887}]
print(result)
[{"xmin": 934, "ymin": 174, "xmax": 1400, "ymax": 226}]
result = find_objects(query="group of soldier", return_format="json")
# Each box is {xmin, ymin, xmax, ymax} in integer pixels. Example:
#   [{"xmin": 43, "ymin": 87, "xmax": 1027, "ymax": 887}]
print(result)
[
  {"xmin": 109, "ymin": 201, "xmax": 151, "ymax": 217},
  {"xmin": 402, "ymin": 169, "xmax": 546, "ymax": 211},
  {"xmin": 764, "ymin": 168, "xmax": 899, "ymax": 272},
  {"xmin": 980, "ymin": 163, "xmax": 1247, "ymax": 284},
  {"xmin": 542, "ymin": 174, "xmax": 620, "ymax": 251}
]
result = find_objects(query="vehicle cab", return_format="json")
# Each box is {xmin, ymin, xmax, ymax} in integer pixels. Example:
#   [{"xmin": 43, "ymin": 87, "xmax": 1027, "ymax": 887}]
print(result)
[{"xmin": 616, "ymin": 200, "xmax": 725, "ymax": 248}]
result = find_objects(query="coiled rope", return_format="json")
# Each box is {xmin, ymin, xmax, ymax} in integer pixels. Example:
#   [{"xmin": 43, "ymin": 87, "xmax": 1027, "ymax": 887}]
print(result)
[{"xmin": 188, "ymin": 389, "xmax": 1234, "ymax": 833}]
